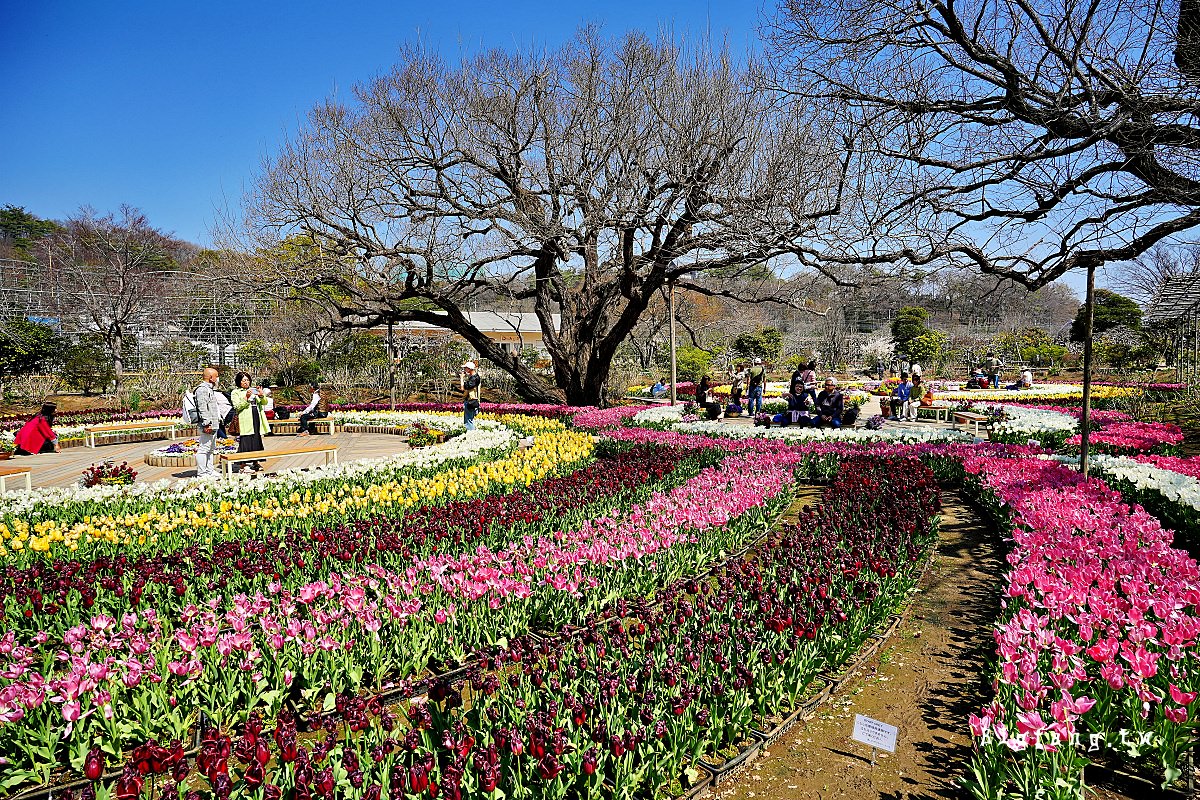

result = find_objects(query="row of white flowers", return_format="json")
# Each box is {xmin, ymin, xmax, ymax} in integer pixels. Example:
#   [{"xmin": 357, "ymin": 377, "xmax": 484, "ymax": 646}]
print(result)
[
  {"xmin": 633, "ymin": 406, "xmax": 686, "ymax": 424},
  {"xmin": 0, "ymin": 421, "xmax": 515, "ymax": 519},
  {"xmin": 990, "ymin": 405, "xmax": 1077, "ymax": 441},
  {"xmin": 1081, "ymin": 454, "xmax": 1200, "ymax": 513},
  {"xmin": 329, "ymin": 409, "xmax": 467, "ymax": 432},
  {"xmin": 672, "ymin": 420, "xmax": 974, "ymax": 444}
]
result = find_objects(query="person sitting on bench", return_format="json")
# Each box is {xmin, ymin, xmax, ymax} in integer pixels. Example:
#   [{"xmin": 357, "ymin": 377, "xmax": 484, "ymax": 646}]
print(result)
[
  {"xmin": 813, "ymin": 378, "xmax": 845, "ymax": 428},
  {"xmin": 297, "ymin": 382, "xmax": 328, "ymax": 435}
]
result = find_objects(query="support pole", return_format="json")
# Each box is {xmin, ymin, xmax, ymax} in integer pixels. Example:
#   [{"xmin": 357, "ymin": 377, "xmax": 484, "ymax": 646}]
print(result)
[
  {"xmin": 669, "ymin": 280, "xmax": 678, "ymax": 406},
  {"xmin": 1080, "ymin": 264, "xmax": 1097, "ymax": 477}
]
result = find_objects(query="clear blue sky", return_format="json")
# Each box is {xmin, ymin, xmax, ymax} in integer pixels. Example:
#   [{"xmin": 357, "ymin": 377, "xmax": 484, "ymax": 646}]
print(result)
[{"xmin": 1, "ymin": 0, "xmax": 764, "ymax": 246}]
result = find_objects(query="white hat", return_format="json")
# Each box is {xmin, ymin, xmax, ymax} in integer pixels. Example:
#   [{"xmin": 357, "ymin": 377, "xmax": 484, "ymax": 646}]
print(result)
[
  {"xmin": 753, "ymin": 357, "xmax": 763, "ymax": 365},
  {"xmin": 462, "ymin": 361, "xmax": 476, "ymax": 371}
]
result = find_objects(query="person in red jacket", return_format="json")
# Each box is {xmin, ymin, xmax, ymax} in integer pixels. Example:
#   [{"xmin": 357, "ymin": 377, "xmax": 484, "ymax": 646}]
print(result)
[{"xmin": 13, "ymin": 403, "xmax": 60, "ymax": 455}]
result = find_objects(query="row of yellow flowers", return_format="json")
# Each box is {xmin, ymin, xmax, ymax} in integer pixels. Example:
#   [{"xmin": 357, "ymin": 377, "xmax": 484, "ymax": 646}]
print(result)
[{"xmin": 0, "ymin": 420, "xmax": 592, "ymax": 561}]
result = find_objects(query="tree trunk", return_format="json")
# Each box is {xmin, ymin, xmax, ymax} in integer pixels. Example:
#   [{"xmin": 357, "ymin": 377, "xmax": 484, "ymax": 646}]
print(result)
[
  {"xmin": 1080, "ymin": 265, "xmax": 1096, "ymax": 477},
  {"xmin": 108, "ymin": 327, "xmax": 125, "ymax": 388}
]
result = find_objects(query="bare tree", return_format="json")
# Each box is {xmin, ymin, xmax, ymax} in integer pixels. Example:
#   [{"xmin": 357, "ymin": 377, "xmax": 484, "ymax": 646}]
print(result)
[
  {"xmin": 236, "ymin": 30, "xmax": 848, "ymax": 405},
  {"xmin": 1111, "ymin": 243, "xmax": 1200, "ymax": 304},
  {"xmin": 38, "ymin": 207, "xmax": 191, "ymax": 383},
  {"xmin": 769, "ymin": 0, "xmax": 1200, "ymax": 472},
  {"xmin": 769, "ymin": 0, "xmax": 1200, "ymax": 286}
]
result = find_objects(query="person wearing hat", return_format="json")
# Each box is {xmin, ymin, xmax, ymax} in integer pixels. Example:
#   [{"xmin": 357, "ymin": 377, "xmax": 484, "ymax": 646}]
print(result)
[
  {"xmin": 745, "ymin": 357, "xmax": 767, "ymax": 416},
  {"xmin": 813, "ymin": 377, "xmax": 845, "ymax": 428},
  {"xmin": 13, "ymin": 402, "xmax": 60, "ymax": 455},
  {"xmin": 296, "ymin": 381, "xmax": 327, "ymax": 436},
  {"xmin": 461, "ymin": 361, "xmax": 481, "ymax": 430}
]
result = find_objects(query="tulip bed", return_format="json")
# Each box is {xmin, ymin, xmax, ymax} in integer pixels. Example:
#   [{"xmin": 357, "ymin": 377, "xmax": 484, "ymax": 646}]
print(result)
[
  {"xmin": 0, "ymin": 449, "xmax": 940, "ymax": 800},
  {"xmin": 959, "ymin": 455, "xmax": 1200, "ymax": 799},
  {"xmin": 0, "ymin": 415, "xmax": 589, "ymax": 559},
  {"xmin": 4, "ymin": 395, "xmax": 1199, "ymax": 800}
]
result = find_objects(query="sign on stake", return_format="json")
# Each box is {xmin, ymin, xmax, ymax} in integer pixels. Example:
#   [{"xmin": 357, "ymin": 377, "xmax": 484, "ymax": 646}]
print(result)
[{"xmin": 851, "ymin": 714, "xmax": 898, "ymax": 766}]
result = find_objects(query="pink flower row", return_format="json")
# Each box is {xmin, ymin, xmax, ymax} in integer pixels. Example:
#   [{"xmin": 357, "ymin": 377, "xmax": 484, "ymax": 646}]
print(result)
[
  {"xmin": 962, "ymin": 455, "xmax": 1200, "ymax": 754},
  {"xmin": 0, "ymin": 448, "xmax": 800, "ymax": 737},
  {"xmin": 1065, "ymin": 420, "xmax": 1184, "ymax": 452}
]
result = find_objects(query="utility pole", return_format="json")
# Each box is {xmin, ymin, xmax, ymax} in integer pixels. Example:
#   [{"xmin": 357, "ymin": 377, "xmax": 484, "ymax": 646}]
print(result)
[
  {"xmin": 1079, "ymin": 264, "xmax": 1096, "ymax": 477},
  {"xmin": 669, "ymin": 279, "xmax": 677, "ymax": 406}
]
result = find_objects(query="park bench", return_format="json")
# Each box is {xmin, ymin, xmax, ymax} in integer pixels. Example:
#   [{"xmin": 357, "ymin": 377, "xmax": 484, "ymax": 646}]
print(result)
[
  {"xmin": 918, "ymin": 404, "xmax": 952, "ymax": 423},
  {"xmin": 268, "ymin": 419, "xmax": 336, "ymax": 435},
  {"xmin": 85, "ymin": 420, "xmax": 182, "ymax": 448},
  {"xmin": 0, "ymin": 466, "xmax": 32, "ymax": 494},
  {"xmin": 221, "ymin": 443, "xmax": 339, "ymax": 477},
  {"xmin": 952, "ymin": 411, "xmax": 990, "ymax": 437}
]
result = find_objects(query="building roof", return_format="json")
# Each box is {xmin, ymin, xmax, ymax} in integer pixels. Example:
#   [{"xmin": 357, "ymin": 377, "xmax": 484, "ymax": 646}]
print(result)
[
  {"xmin": 391, "ymin": 311, "xmax": 557, "ymax": 335},
  {"xmin": 1146, "ymin": 276, "xmax": 1200, "ymax": 324}
]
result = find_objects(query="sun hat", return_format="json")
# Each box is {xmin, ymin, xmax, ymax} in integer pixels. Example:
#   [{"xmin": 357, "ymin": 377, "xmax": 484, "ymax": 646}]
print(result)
[
  {"xmin": 753, "ymin": 357, "xmax": 763, "ymax": 365},
  {"xmin": 462, "ymin": 361, "xmax": 477, "ymax": 371}
]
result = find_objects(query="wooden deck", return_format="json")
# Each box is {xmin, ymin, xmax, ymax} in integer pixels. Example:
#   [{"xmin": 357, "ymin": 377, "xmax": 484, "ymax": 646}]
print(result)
[{"xmin": 9, "ymin": 431, "xmax": 411, "ymax": 489}]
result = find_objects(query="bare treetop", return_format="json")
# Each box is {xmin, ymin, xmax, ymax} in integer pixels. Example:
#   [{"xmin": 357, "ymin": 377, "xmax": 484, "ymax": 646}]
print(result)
[
  {"xmin": 768, "ymin": 0, "xmax": 1200, "ymax": 287},
  {"xmin": 241, "ymin": 29, "xmax": 848, "ymax": 404}
]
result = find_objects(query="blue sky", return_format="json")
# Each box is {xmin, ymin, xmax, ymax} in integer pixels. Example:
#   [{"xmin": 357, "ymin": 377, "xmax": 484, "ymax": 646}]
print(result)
[{"xmin": 1, "ymin": 0, "xmax": 763, "ymax": 245}]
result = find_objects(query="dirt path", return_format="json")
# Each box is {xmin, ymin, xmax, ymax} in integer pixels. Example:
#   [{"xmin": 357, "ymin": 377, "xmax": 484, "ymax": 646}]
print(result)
[{"xmin": 717, "ymin": 497, "xmax": 1003, "ymax": 800}]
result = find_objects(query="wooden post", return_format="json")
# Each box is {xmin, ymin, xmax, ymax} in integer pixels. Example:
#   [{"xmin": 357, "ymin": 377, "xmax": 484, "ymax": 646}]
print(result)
[
  {"xmin": 1080, "ymin": 264, "xmax": 1096, "ymax": 477},
  {"xmin": 669, "ymin": 280, "xmax": 678, "ymax": 406}
]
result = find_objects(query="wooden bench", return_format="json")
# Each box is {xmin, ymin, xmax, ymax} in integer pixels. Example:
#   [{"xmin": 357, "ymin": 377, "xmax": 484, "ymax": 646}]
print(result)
[
  {"xmin": 85, "ymin": 420, "xmax": 182, "ymax": 448},
  {"xmin": 918, "ymin": 404, "xmax": 952, "ymax": 423},
  {"xmin": 268, "ymin": 419, "xmax": 336, "ymax": 435},
  {"xmin": 952, "ymin": 411, "xmax": 990, "ymax": 437},
  {"xmin": 0, "ymin": 466, "xmax": 32, "ymax": 494},
  {"xmin": 221, "ymin": 443, "xmax": 338, "ymax": 476}
]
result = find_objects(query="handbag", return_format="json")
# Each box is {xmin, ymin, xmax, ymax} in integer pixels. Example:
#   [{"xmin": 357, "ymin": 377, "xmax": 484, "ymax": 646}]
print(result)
[{"xmin": 226, "ymin": 412, "xmax": 240, "ymax": 437}]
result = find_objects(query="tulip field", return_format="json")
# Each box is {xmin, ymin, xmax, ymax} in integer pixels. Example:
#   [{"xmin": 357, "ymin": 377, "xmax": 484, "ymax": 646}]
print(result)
[{"xmin": 1, "ymin": 402, "xmax": 1200, "ymax": 799}]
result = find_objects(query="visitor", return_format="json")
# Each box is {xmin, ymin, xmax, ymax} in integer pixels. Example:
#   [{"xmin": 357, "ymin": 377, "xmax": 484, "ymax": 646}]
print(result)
[
  {"xmin": 891, "ymin": 373, "xmax": 914, "ymax": 421},
  {"xmin": 785, "ymin": 381, "xmax": 813, "ymax": 426},
  {"xmin": 13, "ymin": 403, "xmax": 60, "ymax": 455},
  {"xmin": 813, "ymin": 377, "xmax": 844, "ymax": 427},
  {"xmin": 651, "ymin": 378, "xmax": 668, "ymax": 398},
  {"xmin": 193, "ymin": 367, "xmax": 221, "ymax": 478},
  {"xmin": 910, "ymin": 360, "xmax": 923, "ymax": 379},
  {"xmin": 261, "ymin": 380, "xmax": 276, "ymax": 420},
  {"xmin": 461, "ymin": 362, "xmax": 481, "ymax": 430},
  {"xmin": 214, "ymin": 385, "xmax": 234, "ymax": 439},
  {"xmin": 1007, "ymin": 368, "xmax": 1034, "ymax": 391},
  {"xmin": 297, "ymin": 381, "xmax": 328, "ymax": 436},
  {"xmin": 799, "ymin": 360, "xmax": 819, "ymax": 409},
  {"xmin": 729, "ymin": 365, "xmax": 745, "ymax": 407},
  {"xmin": 696, "ymin": 376, "xmax": 721, "ymax": 420},
  {"xmin": 746, "ymin": 358, "xmax": 767, "ymax": 416},
  {"xmin": 918, "ymin": 377, "xmax": 935, "ymax": 408},
  {"xmin": 898, "ymin": 354, "xmax": 910, "ymax": 377},
  {"xmin": 984, "ymin": 352, "xmax": 1003, "ymax": 392},
  {"xmin": 231, "ymin": 372, "xmax": 270, "ymax": 473}
]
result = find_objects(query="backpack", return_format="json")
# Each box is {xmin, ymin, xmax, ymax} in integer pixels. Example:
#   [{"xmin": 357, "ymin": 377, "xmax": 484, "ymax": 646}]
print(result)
[{"xmin": 181, "ymin": 389, "xmax": 201, "ymax": 425}]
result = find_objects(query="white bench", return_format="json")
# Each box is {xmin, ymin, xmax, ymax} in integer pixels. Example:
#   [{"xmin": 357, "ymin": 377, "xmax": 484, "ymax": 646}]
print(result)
[
  {"xmin": 221, "ymin": 443, "xmax": 338, "ymax": 476},
  {"xmin": 0, "ymin": 466, "xmax": 32, "ymax": 494},
  {"xmin": 920, "ymin": 404, "xmax": 952, "ymax": 423},
  {"xmin": 85, "ymin": 421, "xmax": 181, "ymax": 448},
  {"xmin": 952, "ymin": 411, "xmax": 990, "ymax": 437}
]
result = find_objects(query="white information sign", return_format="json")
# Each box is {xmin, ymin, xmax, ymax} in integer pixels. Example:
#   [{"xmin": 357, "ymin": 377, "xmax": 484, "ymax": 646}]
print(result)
[{"xmin": 851, "ymin": 714, "xmax": 898, "ymax": 754}]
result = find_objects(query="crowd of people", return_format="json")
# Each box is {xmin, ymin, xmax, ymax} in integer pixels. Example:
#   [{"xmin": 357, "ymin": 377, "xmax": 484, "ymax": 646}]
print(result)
[{"xmin": 7, "ymin": 348, "xmax": 1043, "ymax": 470}]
